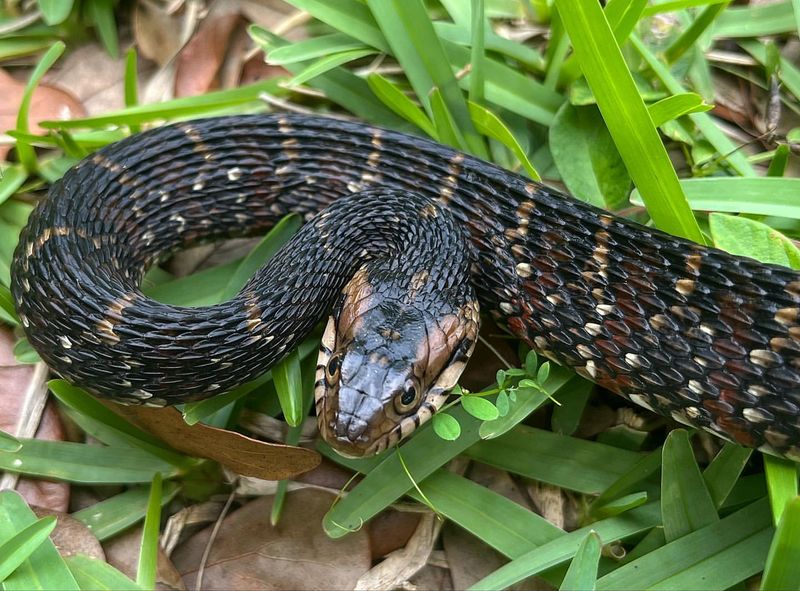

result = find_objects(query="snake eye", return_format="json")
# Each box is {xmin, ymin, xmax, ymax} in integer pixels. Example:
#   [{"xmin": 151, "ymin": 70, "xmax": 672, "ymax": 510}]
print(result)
[
  {"xmin": 326, "ymin": 354, "xmax": 342, "ymax": 383},
  {"xmin": 395, "ymin": 380, "xmax": 419, "ymax": 413}
]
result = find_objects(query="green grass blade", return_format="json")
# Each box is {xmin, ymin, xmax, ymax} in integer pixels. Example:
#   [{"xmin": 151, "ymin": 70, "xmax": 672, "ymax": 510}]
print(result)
[
  {"xmin": 665, "ymin": 1, "xmax": 731, "ymax": 64},
  {"xmin": 15, "ymin": 42, "xmax": 65, "ymax": 173},
  {"xmin": 0, "ymin": 284, "xmax": 19, "ymax": 326},
  {"xmin": 468, "ymin": 101, "xmax": 541, "ymax": 180},
  {"xmin": 631, "ymin": 177, "xmax": 800, "ymax": 219},
  {"xmin": 761, "ymin": 496, "xmax": 800, "ymax": 591},
  {"xmin": 596, "ymin": 499, "xmax": 773, "ymax": 590},
  {"xmin": 367, "ymin": 0, "xmax": 487, "ymax": 158},
  {"xmin": 86, "ymin": 0, "xmax": 119, "ymax": 58},
  {"xmin": 469, "ymin": 503, "xmax": 662, "ymax": 590},
  {"xmin": 272, "ymin": 347, "xmax": 304, "ymax": 427},
  {"xmin": 137, "ymin": 472, "xmax": 162, "ymax": 589},
  {"xmin": 0, "ymin": 165, "xmax": 27, "ymax": 206},
  {"xmin": 37, "ymin": 0, "xmax": 74, "ymax": 25},
  {"xmin": 0, "ymin": 516, "xmax": 57, "ymax": 582},
  {"xmin": 430, "ymin": 88, "xmax": 469, "ymax": 150},
  {"xmin": 366, "ymin": 73, "xmax": 437, "ymax": 136},
  {"xmin": 767, "ymin": 145, "xmax": 790, "ymax": 177},
  {"xmin": 40, "ymin": 79, "xmax": 283, "ymax": 129},
  {"xmin": 739, "ymin": 40, "xmax": 800, "ymax": 108},
  {"xmin": 267, "ymin": 33, "xmax": 368, "ymax": 64},
  {"xmin": 0, "ymin": 491, "xmax": 79, "ymax": 590},
  {"xmin": 124, "ymin": 48, "xmax": 140, "ymax": 134},
  {"xmin": 282, "ymin": 0, "xmax": 389, "ymax": 52},
  {"xmin": 49, "ymin": 379, "xmax": 193, "ymax": 468},
  {"xmin": 0, "ymin": 429, "xmax": 21, "ymax": 452},
  {"xmin": 702, "ymin": 443, "xmax": 753, "ymax": 508},
  {"xmin": 72, "ymin": 483, "xmax": 180, "ymax": 541},
  {"xmin": 409, "ymin": 471, "xmax": 563, "ymax": 558},
  {"xmin": 589, "ymin": 449, "xmax": 662, "ymax": 514},
  {"xmin": 287, "ymin": 48, "xmax": 376, "ymax": 87},
  {"xmin": 661, "ymin": 430, "xmax": 718, "ymax": 541},
  {"xmin": 467, "ymin": 425, "xmax": 642, "ymax": 494},
  {"xmin": 648, "ymin": 93, "xmax": 712, "ymax": 126},
  {"xmin": 713, "ymin": 1, "xmax": 796, "ymax": 37},
  {"xmin": 763, "ymin": 455, "xmax": 799, "ymax": 525},
  {"xmin": 65, "ymin": 556, "xmax": 142, "ymax": 591},
  {"xmin": 554, "ymin": 0, "xmax": 703, "ymax": 242},
  {"xmin": 468, "ymin": 0, "xmax": 485, "ymax": 104},
  {"xmin": 630, "ymin": 34, "xmax": 757, "ymax": 177},
  {"xmin": 559, "ymin": 531, "xmax": 601, "ymax": 591},
  {"xmin": 0, "ymin": 439, "xmax": 179, "ymax": 483}
]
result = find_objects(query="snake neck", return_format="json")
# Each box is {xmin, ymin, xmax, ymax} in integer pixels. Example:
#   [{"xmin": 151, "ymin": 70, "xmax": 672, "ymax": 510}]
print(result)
[{"xmin": 13, "ymin": 187, "xmax": 472, "ymax": 406}]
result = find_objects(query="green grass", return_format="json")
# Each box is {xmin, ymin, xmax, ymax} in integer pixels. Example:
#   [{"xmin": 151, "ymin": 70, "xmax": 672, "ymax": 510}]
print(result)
[{"xmin": 0, "ymin": 1, "xmax": 799, "ymax": 589}]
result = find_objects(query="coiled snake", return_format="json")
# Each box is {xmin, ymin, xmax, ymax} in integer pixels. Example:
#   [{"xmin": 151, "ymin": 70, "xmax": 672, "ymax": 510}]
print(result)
[{"xmin": 10, "ymin": 114, "xmax": 800, "ymax": 459}]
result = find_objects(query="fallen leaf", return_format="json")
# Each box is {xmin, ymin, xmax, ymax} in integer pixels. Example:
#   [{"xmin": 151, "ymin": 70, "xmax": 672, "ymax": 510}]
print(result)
[
  {"xmin": 367, "ymin": 508, "xmax": 422, "ymax": 560},
  {"xmin": 106, "ymin": 403, "xmax": 320, "ymax": 480},
  {"xmin": 443, "ymin": 524, "xmax": 541, "ymax": 591},
  {"xmin": 174, "ymin": 10, "xmax": 241, "ymax": 97},
  {"xmin": 104, "ymin": 525, "xmax": 185, "ymax": 591},
  {"xmin": 31, "ymin": 507, "xmax": 105, "ymax": 560},
  {"xmin": 133, "ymin": 0, "xmax": 185, "ymax": 66},
  {"xmin": 0, "ymin": 68, "xmax": 85, "ymax": 160},
  {"xmin": 173, "ymin": 489, "xmax": 370, "ymax": 590},
  {"xmin": 0, "ymin": 327, "xmax": 69, "ymax": 511},
  {"xmin": 44, "ymin": 43, "xmax": 151, "ymax": 116}
]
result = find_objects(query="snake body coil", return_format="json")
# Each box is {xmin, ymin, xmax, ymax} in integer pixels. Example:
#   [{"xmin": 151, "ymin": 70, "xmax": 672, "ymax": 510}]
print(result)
[{"xmin": 10, "ymin": 114, "xmax": 800, "ymax": 459}]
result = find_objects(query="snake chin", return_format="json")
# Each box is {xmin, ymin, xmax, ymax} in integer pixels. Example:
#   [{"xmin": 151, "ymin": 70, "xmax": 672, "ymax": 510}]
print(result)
[{"xmin": 315, "ymin": 297, "xmax": 479, "ymax": 458}]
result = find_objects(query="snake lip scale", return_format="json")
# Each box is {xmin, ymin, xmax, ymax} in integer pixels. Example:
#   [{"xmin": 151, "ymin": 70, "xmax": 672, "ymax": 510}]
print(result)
[{"xmin": 9, "ymin": 113, "xmax": 800, "ymax": 459}]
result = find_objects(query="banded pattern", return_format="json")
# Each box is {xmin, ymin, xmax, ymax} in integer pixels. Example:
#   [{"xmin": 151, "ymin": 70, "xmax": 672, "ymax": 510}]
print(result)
[{"xmin": 10, "ymin": 114, "xmax": 800, "ymax": 459}]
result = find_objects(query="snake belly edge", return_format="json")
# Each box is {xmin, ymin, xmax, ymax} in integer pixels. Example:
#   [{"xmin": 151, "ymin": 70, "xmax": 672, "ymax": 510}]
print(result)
[{"xmin": 10, "ymin": 113, "xmax": 800, "ymax": 460}]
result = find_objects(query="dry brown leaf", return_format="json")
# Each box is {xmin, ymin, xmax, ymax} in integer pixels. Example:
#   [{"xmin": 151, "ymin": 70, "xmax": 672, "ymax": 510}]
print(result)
[
  {"xmin": 174, "ymin": 11, "xmax": 242, "ymax": 97},
  {"xmin": 0, "ymin": 67, "xmax": 85, "ymax": 160},
  {"xmin": 104, "ymin": 525, "xmax": 185, "ymax": 591},
  {"xmin": 172, "ymin": 489, "xmax": 371, "ymax": 590},
  {"xmin": 367, "ymin": 508, "xmax": 422, "ymax": 560},
  {"xmin": 133, "ymin": 0, "xmax": 185, "ymax": 66},
  {"xmin": 106, "ymin": 403, "xmax": 320, "ymax": 480},
  {"xmin": 442, "ymin": 524, "xmax": 542, "ymax": 591},
  {"xmin": 0, "ymin": 327, "xmax": 69, "ymax": 511},
  {"xmin": 31, "ymin": 507, "xmax": 105, "ymax": 560},
  {"xmin": 44, "ymin": 43, "xmax": 149, "ymax": 116}
]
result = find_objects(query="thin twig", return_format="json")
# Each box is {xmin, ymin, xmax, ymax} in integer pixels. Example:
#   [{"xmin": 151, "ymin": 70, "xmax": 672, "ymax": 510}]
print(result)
[{"xmin": 195, "ymin": 487, "xmax": 236, "ymax": 591}]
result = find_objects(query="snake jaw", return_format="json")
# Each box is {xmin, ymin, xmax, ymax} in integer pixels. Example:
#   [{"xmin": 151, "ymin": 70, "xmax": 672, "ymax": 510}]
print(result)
[{"xmin": 315, "ymin": 297, "xmax": 480, "ymax": 458}]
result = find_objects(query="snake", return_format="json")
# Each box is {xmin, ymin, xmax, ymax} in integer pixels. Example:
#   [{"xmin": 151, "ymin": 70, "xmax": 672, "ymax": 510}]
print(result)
[{"xmin": 9, "ymin": 113, "xmax": 800, "ymax": 459}]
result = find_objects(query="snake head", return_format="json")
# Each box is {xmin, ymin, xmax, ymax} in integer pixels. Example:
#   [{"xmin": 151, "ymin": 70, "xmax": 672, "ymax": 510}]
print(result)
[{"xmin": 315, "ymin": 269, "xmax": 479, "ymax": 458}]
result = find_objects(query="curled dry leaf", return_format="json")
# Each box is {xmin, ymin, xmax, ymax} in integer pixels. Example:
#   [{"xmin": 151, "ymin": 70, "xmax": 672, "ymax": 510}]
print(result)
[
  {"xmin": 0, "ymin": 327, "xmax": 69, "ymax": 511},
  {"xmin": 172, "ymin": 489, "xmax": 371, "ymax": 590},
  {"xmin": 106, "ymin": 403, "xmax": 320, "ymax": 480},
  {"xmin": 0, "ymin": 68, "xmax": 86, "ymax": 161}
]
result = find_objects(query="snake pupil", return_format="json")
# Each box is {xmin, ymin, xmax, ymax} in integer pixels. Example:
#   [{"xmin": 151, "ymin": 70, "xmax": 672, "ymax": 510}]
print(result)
[
  {"xmin": 401, "ymin": 385, "xmax": 417, "ymax": 406},
  {"xmin": 326, "ymin": 354, "xmax": 341, "ymax": 381}
]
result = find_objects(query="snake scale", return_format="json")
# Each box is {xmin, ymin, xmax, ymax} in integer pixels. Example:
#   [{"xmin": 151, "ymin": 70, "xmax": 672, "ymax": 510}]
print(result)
[{"xmin": 10, "ymin": 114, "xmax": 800, "ymax": 458}]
